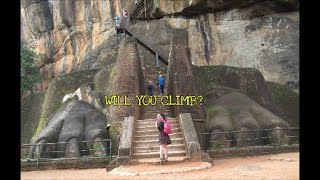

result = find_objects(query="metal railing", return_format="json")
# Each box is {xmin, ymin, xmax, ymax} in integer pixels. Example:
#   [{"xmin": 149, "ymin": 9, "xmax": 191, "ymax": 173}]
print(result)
[
  {"xmin": 202, "ymin": 127, "xmax": 299, "ymax": 155},
  {"xmin": 21, "ymin": 139, "xmax": 112, "ymax": 167}
]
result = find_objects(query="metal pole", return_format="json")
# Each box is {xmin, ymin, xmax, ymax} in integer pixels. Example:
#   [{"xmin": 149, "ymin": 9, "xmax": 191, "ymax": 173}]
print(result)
[
  {"xmin": 144, "ymin": 0, "xmax": 146, "ymax": 19},
  {"xmin": 110, "ymin": 140, "xmax": 112, "ymax": 160},
  {"xmin": 156, "ymin": 53, "xmax": 159, "ymax": 67},
  {"xmin": 203, "ymin": 134, "xmax": 205, "ymax": 153},
  {"xmin": 37, "ymin": 144, "xmax": 40, "ymax": 167}
]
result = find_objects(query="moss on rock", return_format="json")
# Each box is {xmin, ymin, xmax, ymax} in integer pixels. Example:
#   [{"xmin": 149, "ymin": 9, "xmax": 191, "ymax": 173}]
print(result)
[
  {"xmin": 21, "ymin": 92, "xmax": 46, "ymax": 144},
  {"xmin": 194, "ymin": 65, "xmax": 275, "ymax": 112},
  {"xmin": 94, "ymin": 64, "xmax": 116, "ymax": 97},
  {"xmin": 267, "ymin": 82, "xmax": 299, "ymax": 127},
  {"xmin": 108, "ymin": 123, "xmax": 122, "ymax": 155},
  {"xmin": 33, "ymin": 69, "xmax": 99, "ymax": 138}
]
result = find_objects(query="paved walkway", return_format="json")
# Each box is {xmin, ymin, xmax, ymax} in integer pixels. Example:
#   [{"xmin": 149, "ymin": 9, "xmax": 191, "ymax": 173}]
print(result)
[
  {"xmin": 109, "ymin": 161, "xmax": 212, "ymax": 176},
  {"xmin": 21, "ymin": 153, "xmax": 299, "ymax": 180}
]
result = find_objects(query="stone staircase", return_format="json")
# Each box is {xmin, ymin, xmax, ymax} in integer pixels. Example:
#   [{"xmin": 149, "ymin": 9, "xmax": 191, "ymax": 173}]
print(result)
[
  {"xmin": 124, "ymin": 1, "xmax": 188, "ymax": 164},
  {"xmin": 132, "ymin": 96, "xmax": 188, "ymax": 163}
]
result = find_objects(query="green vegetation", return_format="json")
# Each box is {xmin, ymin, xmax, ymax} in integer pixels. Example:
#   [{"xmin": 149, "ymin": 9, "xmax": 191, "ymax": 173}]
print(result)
[
  {"xmin": 212, "ymin": 139, "xmax": 227, "ymax": 149},
  {"xmin": 21, "ymin": 92, "xmax": 46, "ymax": 144},
  {"xmin": 267, "ymin": 82, "xmax": 299, "ymax": 127},
  {"xmin": 193, "ymin": 65, "xmax": 266, "ymax": 95},
  {"xmin": 20, "ymin": 45, "xmax": 43, "ymax": 93},
  {"xmin": 94, "ymin": 65, "xmax": 116, "ymax": 96},
  {"xmin": 206, "ymin": 105, "xmax": 225, "ymax": 115},
  {"xmin": 108, "ymin": 123, "xmax": 122, "ymax": 155},
  {"xmin": 33, "ymin": 69, "xmax": 99, "ymax": 138}
]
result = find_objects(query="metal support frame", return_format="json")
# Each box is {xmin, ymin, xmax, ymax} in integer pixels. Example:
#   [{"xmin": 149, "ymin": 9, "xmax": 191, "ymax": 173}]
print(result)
[
  {"xmin": 156, "ymin": 52, "xmax": 159, "ymax": 67},
  {"xmin": 144, "ymin": 0, "xmax": 146, "ymax": 19},
  {"xmin": 202, "ymin": 127, "xmax": 300, "ymax": 155},
  {"xmin": 21, "ymin": 139, "xmax": 113, "ymax": 167}
]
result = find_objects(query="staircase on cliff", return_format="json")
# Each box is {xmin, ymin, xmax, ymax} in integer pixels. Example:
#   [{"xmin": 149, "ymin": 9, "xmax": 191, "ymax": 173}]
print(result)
[
  {"xmin": 132, "ymin": 96, "xmax": 188, "ymax": 163},
  {"xmin": 130, "ymin": 0, "xmax": 152, "ymax": 21},
  {"xmin": 127, "ymin": 3, "xmax": 188, "ymax": 163}
]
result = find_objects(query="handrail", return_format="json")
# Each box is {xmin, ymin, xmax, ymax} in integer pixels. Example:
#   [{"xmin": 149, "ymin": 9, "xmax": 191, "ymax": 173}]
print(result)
[
  {"xmin": 124, "ymin": 29, "xmax": 168, "ymax": 65},
  {"xmin": 130, "ymin": 0, "xmax": 150, "ymax": 20}
]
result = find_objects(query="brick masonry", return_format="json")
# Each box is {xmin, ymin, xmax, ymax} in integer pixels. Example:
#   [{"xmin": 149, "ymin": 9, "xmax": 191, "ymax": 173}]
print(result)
[
  {"xmin": 109, "ymin": 38, "xmax": 144, "ymax": 124},
  {"xmin": 167, "ymin": 30, "xmax": 205, "ymax": 119}
]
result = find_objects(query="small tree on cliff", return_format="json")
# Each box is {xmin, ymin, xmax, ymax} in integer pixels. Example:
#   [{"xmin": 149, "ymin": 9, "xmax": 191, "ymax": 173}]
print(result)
[{"xmin": 20, "ymin": 45, "xmax": 42, "ymax": 93}]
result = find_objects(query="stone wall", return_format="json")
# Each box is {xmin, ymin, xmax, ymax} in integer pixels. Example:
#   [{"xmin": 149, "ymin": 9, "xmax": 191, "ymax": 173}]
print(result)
[
  {"xmin": 167, "ymin": 30, "xmax": 204, "ymax": 119},
  {"xmin": 107, "ymin": 37, "xmax": 144, "ymax": 153},
  {"xmin": 179, "ymin": 113, "xmax": 202, "ymax": 161}
]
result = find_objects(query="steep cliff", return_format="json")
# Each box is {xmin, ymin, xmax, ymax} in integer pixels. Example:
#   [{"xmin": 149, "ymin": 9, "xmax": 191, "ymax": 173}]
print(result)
[
  {"xmin": 21, "ymin": 0, "xmax": 123, "ymax": 90},
  {"xmin": 21, "ymin": 0, "xmax": 299, "ymax": 90},
  {"xmin": 135, "ymin": 0, "xmax": 299, "ymax": 86}
]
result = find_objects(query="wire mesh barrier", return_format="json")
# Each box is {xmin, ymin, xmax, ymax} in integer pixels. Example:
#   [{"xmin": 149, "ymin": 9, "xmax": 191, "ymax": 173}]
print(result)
[
  {"xmin": 202, "ymin": 127, "xmax": 299, "ymax": 157},
  {"xmin": 21, "ymin": 139, "xmax": 112, "ymax": 167}
]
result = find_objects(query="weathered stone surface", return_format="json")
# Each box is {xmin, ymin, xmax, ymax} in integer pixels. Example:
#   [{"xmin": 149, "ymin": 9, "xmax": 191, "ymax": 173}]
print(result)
[
  {"xmin": 147, "ymin": 0, "xmax": 298, "ymax": 18},
  {"xmin": 35, "ymin": 69, "xmax": 98, "ymax": 136},
  {"xmin": 21, "ymin": 0, "xmax": 299, "ymax": 88},
  {"xmin": 132, "ymin": 1, "xmax": 299, "ymax": 86},
  {"xmin": 21, "ymin": 0, "xmax": 118, "ymax": 87},
  {"xmin": 166, "ymin": 31, "xmax": 205, "ymax": 119},
  {"xmin": 29, "ymin": 100, "xmax": 108, "ymax": 159},
  {"xmin": 108, "ymin": 38, "xmax": 143, "ymax": 124},
  {"xmin": 118, "ymin": 117, "xmax": 134, "ymax": 157},
  {"xmin": 267, "ymin": 82, "xmax": 299, "ymax": 127},
  {"xmin": 108, "ymin": 156, "xmax": 131, "ymax": 167},
  {"xmin": 62, "ymin": 82, "xmax": 105, "ymax": 111},
  {"xmin": 87, "ymin": 91, "xmax": 105, "ymax": 111},
  {"xmin": 21, "ymin": 92, "xmax": 46, "ymax": 144},
  {"xmin": 194, "ymin": 65, "xmax": 275, "ymax": 112},
  {"xmin": 179, "ymin": 113, "xmax": 201, "ymax": 161},
  {"xmin": 210, "ymin": 11, "xmax": 299, "ymax": 86},
  {"xmin": 205, "ymin": 91, "xmax": 290, "ymax": 149}
]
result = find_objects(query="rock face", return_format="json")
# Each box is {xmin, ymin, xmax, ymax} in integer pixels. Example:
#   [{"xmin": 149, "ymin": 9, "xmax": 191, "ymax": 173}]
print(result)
[
  {"xmin": 21, "ymin": 0, "xmax": 120, "ymax": 85},
  {"xmin": 21, "ymin": 92, "xmax": 46, "ymax": 144},
  {"xmin": 208, "ymin": 11, "xmax": 299, "ymax": 85},
  {"xmin": 21, "ymin": 0, "xmax": 299, "ymax": 88},
  {"xmin": 134, "ymin": 0, "xmax": 299, "ymax": 86},
  {"xmin": 29, "ymin": 100, "xmax": 108, "ymax": 159},
  {"xmin": 205, "ymin": 92, "xmax": 290, "ymax": 149}
]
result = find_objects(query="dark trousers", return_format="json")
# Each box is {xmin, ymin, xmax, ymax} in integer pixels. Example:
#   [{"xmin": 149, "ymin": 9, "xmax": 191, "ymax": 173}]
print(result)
[
  {"xmin": 148, "ymin": 88, "xmax": 153, "ymax": 96},
  {"xmin": 159, "ymin": 85, "xmax": 164, "ymax": 94}
]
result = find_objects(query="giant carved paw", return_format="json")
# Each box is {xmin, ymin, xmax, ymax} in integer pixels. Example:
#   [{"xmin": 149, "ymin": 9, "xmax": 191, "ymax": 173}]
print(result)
[
  {"xmin": 28, "ymin": 100, "xmax": 109, "ymax": 159},
  {"xmin": 206, "ymin": 92, "xmax": 290, "ymax": 149}
]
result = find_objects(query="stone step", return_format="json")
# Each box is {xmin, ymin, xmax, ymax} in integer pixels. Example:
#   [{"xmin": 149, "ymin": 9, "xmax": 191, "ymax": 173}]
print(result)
[
  {"xmin": 134, "ymin": 126, "xmax": 181, "ymax": 135},
  {"xmin": 142, "ymin": 108, "xmax": 171, "ymax": 112},
  {"xmin": 132, "ymin": 150, "xmax": 186, "ymax": 159},
  {"xmin": 131, "ymin": 156, "xmax": 189, "ymax": 163},
  {"xmin": 136, "ymin": 123, "xmax": 180, "ymax": 130},
  {"xmin": 135, "ymin": 122, "xmax": 179, "ymax": 129},
  {"xmin": 135, "ymin": 128, "xmax": 181, "ymax": 136},
  {"xmin": 136, "ymin": 117, "xmax": 177, "ymax": 122},
  {"xmin": 141, "ymin": 113, "xmax": 172, "ymax": 116},
  {"xmin": 134, "ymin": 138, "xmax": 184, "ymax": 147},
  {"xmin": 134, "ymin": 132, "xmax": 183, "ymax": 141},
  {"xmin": 141, "ymin": 115, "xmax": 174, "ymax": 120},
  {"xmin": 133, "ymin": 144, "xmax": 186, "ymax": 153},
  {"xmin": 141, "ymin": 113, "xmax": 173, "ymax": 119},
  {"xmin": 142, "ymin": 112, "xmax": 172, "ymax": 116},
  {"xmin": 143, "ymin": 109, "xmax": 172, "ymax": 113},
  {"xmin": 135, "ymin": 120, "xmax": 179, "ymax": 128}
]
